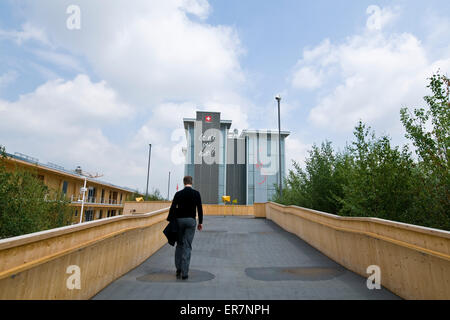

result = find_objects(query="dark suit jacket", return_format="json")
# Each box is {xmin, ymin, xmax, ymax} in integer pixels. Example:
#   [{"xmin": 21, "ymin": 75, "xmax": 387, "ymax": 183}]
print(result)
[
  {"xmin": 167, "ymin": 186, "xmax": 203, "ymax": 224},
  {"xmin": 163, "ymin": 220, "xmax": 178, "ymax": 246}
]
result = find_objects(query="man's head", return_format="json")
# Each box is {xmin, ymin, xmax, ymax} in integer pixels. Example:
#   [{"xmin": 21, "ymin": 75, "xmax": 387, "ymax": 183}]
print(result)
[{"xmin": 183, "ymin": 176, "xmax": 193, "ymax": 186}]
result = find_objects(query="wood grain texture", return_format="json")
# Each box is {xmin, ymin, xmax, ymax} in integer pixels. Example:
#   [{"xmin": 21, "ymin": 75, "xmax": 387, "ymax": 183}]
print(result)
[
  {"xmin": 264, "ymin": 202, "xmax": 450, "ymax": 299},
  {"xmin": 2, "ymin": 202, "xmax": 449, "ymax": 299},
  {"xmin": 0, "ymin": 208, "xmax": 169, "ymax": 299}
]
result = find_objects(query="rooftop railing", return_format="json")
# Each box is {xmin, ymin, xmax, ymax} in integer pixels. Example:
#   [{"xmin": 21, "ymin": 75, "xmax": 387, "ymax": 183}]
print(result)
[{"xmin": 70, "ymin": 195, "xmax": 123, "ymax": 206}]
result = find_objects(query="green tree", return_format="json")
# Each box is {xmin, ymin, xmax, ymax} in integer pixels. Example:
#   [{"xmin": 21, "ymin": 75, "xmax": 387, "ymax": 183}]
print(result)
[
  {"xmin": 337, "ymin": 122, "xmax": 416, "ymax": 222},
  {"xmin": 274, "ymin": 141, "xmax": 347, "ymax": 214},
  {"xmin": 126, "ymin": 192, "xmax": 141, "ymax": 201},
  {"xmin": 126, "ymin": 188, "xmax": 165, "ymax": 201},
  {"xmin": 146, "ymin": 188, "xmax": 165, "ymax": 201},
  {"xmin": 0, "ymin": 146, "xmax": 72, "ymax": 239},
  {"xmin": 273, "ymin": 72, "xmax": 449, "ymax": 231},
  {"xmin": 400, "ymin": 72, "xmax": 450, "ymax": 229}
]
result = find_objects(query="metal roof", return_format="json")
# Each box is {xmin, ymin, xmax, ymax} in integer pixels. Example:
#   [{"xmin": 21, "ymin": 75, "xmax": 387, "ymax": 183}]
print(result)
[
  {"xmin": 183, "ymin": 118, "xmax": 233, "ymax": 129},
  {"xmin": 5, "ymin": 152, "xmax": 138, "ymax": 193},
  {"xmin": 240, "ymin": 129, "xmax": 291, "ymax": 138}
]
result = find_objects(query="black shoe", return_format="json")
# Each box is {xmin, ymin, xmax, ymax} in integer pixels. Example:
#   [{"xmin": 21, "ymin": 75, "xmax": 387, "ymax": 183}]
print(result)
[
  {"xmin": 181, "ymin": 275, "xmax": 188, "ymax": 280},
  {"xmin": 176, "ymin": 270, "xmax": 181, "ymax": 279}
]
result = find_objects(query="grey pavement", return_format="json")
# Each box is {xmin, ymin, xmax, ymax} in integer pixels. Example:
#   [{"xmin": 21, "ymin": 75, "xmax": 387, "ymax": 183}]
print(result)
[{"xmin": 92, "ymin": 216, "xmax": 400, "ymax": 300}]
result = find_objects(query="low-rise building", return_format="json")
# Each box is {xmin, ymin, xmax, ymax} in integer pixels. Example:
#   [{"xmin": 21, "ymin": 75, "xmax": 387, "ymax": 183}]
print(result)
[{"xmin": 3, "ymin": 152, "xmax": 137, "ymax": 223}]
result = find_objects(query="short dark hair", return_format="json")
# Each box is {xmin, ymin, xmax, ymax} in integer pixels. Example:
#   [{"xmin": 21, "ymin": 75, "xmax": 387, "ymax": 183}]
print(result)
[{"xmin": 183, "ymin": 176, "xmax": 192, "ymax": 185}]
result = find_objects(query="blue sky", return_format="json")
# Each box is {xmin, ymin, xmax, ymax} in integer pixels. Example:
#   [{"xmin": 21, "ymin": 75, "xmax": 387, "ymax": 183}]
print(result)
[{"xmin": 0, "ymin": 0, "xmax": 449, "ymax": 196}]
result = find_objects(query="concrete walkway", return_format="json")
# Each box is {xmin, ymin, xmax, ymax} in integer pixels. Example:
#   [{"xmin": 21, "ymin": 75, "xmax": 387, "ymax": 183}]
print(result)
[{"xmin": 93, "ymin": 216, "xmax": 400, "ymax": 300}]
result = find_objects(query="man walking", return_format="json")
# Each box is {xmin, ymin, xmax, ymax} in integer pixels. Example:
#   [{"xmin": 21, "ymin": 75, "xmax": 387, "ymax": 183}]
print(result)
[{"xmin": 167, "ymin": 176, "xmax": 203, "ymax": 280}]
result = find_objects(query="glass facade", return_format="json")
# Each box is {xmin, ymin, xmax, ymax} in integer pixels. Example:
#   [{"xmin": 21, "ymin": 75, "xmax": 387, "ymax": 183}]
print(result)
[
  {"xmin": 184, "ymin": 112, "xmax": 289, "ymax": 205},
  {"xmin": 184, "ymin": 123, "xmax": 195, "ymax": 178},
  {"xmin": 245, "ymin": 131, "xmax": 287, "ymax": 205},
  {"xmin": 217, "ymin": 125, "xmax": 227, "ymax": 204},
  {"xmin": 247, "ymin": 135, "xmax": 255, "ymax": 205}
]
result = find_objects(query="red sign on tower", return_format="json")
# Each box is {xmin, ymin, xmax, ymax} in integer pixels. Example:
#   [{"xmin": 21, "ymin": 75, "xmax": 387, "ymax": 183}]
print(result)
[{"xmin": 205, "ymin": 115, "xmax": 212, "ymax": 122}]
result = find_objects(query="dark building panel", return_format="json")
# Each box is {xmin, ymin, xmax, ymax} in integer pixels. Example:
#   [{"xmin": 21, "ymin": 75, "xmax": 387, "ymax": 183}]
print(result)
[
  {"xmin": 194, "ymin": 163, "xmax": 219, "ymax": 204},
  {"xmin": 226, "ymin": 137, "xmax": 246, "ymax": 205},
  {"xmin": 192, "ymin": 111, "xmax": 221, "ymax": 204}
]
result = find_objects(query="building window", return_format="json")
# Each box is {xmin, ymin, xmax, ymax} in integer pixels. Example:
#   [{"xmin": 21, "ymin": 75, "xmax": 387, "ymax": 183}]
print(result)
[
  {"xmin": 74, "ymin": 209, "xmax": 78, "ymax": 217},
  {"xmin": 37, "ymin": 175, "xmax": 45, "ymax": 182},
  {"xmin": 109, "ymin": 191, "xmax": 118, "ymax": 204},
  {"xmin": 88, "ymin": 187, "xmax": 96, "ymax": 203},
  {"xmin": 85, "ymin": 209, "xmax": 94, "ymax": 222},
  {"xmin": 248, "ymin": 170, "xmax": 254, "ymax": 187},
  {"xmin": 62, "ymin": 181, "xmax": 68, "ymax": 194}
]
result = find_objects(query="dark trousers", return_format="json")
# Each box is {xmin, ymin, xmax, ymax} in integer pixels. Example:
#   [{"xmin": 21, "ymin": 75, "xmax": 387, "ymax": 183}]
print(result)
[{"xmin": 175, "ymin": 217, "xmax": 196, "ymax": 276}]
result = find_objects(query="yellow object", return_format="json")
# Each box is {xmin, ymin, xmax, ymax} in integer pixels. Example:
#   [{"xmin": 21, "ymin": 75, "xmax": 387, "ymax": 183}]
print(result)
[
  {"xmin": 136, "ymin": 197, "xmax": 144, "ymax": 202},
  {"xmin": 232, "ymin": 199, "xmax": 238, "ymax": 204},
  {"xmin": 222, "ymin": 195, "xmax": 230, "ymax": 203}
]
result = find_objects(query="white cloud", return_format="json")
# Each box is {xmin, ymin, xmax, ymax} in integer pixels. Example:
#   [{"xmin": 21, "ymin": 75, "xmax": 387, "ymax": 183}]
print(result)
[
  {"xmin": 130, "ymin": 99, "xmax": 250, "ymax": 152},
  {"xmin": 291, "ymin": 39, "xmax": 337, "ymax": 90},
  {"xmin": 290, "ymin": 5, "xmax": 450, "ymax": 138},
  {"xmin": 130, "ymin": 102, "xmax": 198, "ymax": 152},
  {"xmin": 1, "ymin": 0, "xmax": 251, "ymax": 194},
  {"xmin": 0, "ymin": 75, "xmax": 132, "ymax": 132},
  {"xmin": 181, "ymin": 0, "xmax": 211, "ymax": 19},
  {"xmin": 32, "ymin": 49, "xmax": 85, "ymax": 73},
  {"xmin": 0, "ymin": 75, "xmax": 140, "ymax": 188},
  {"xmin": 20, "ymin": 0, "xmax": 245, "ymax": 106},
  {"xmin": 285, "ymin": 136, "xmax": 310, "ymax": 171},
  {"xmin": 0, "ymin": 73, "xmax": 253, "ymax": 194},
  {"xmin": 19, "ymin": 74, "xmax": 132, "ymax": 125},
  {"xmin": 292, "ymin": 66, "xmax": 324, "ymax": 90},
  {"xmin": 0, "ymin": 22, "xmax": 50, "ymax": 46}
]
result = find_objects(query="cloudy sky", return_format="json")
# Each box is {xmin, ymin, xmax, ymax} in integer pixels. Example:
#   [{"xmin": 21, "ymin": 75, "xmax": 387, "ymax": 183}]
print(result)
[{"xmin": 0, "ymin": 0, "xmax": 449, "ymax": 197}]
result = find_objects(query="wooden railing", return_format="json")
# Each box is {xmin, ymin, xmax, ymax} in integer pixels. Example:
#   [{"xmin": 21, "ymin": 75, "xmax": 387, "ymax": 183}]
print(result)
[
  {"xmin": 0, "ymin": 207, "xmax": 169, "ymax": 299},
  {"xmin": 260, "ymin": 202, "xmax": 450, "ymax": 300},
  {"xmin": 1, "ymin": 201, "xmax": 449, "ymax": 299},
  {"xmin": 123, "ymin": 201, "xmax": 254, "ymax": 216}
]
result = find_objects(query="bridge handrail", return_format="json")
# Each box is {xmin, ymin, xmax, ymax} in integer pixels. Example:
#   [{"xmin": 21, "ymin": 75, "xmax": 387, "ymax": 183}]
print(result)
[
  {"xmin": 266, "ymin": 202, "xmax": 450, "ymax": 258},
  {"xmin": 264, "ymin": 201, "xmax": 450, "ymax": 299},
  {"xmin": 0, "ymin": 209, "xmax": 168, "ymax": 280},
  {"xmin": 0, "ymin": 207, "xmax": 170, "ymax": 281}
]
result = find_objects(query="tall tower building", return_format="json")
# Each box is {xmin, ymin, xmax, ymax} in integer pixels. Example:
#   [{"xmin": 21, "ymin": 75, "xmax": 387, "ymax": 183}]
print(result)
[{"xmin": 183, "ymin": 111, "xmax": 289, "ymax": 205}]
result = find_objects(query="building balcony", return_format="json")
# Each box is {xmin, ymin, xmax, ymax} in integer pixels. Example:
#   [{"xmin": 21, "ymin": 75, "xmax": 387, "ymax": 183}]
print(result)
[{"xmin": 70, "ymin": 195, "xmax": 123, "ymax": 206}]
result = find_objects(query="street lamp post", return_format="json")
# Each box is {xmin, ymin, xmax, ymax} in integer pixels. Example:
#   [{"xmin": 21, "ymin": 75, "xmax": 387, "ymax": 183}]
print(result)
[
  {"xmin": 145, "ymin": 144, "xmax": 152, "ymax": 200},
  {"xmin": 275, "ymin": 95, "xmax": 282, "ymax": 198},
  {"xmin": 167, "ymin": 171, "xmax": 171, "ymax": 201},
  {"xmin": 79, "ymin": 177, "xmax": 87, "ymax": 224}
]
